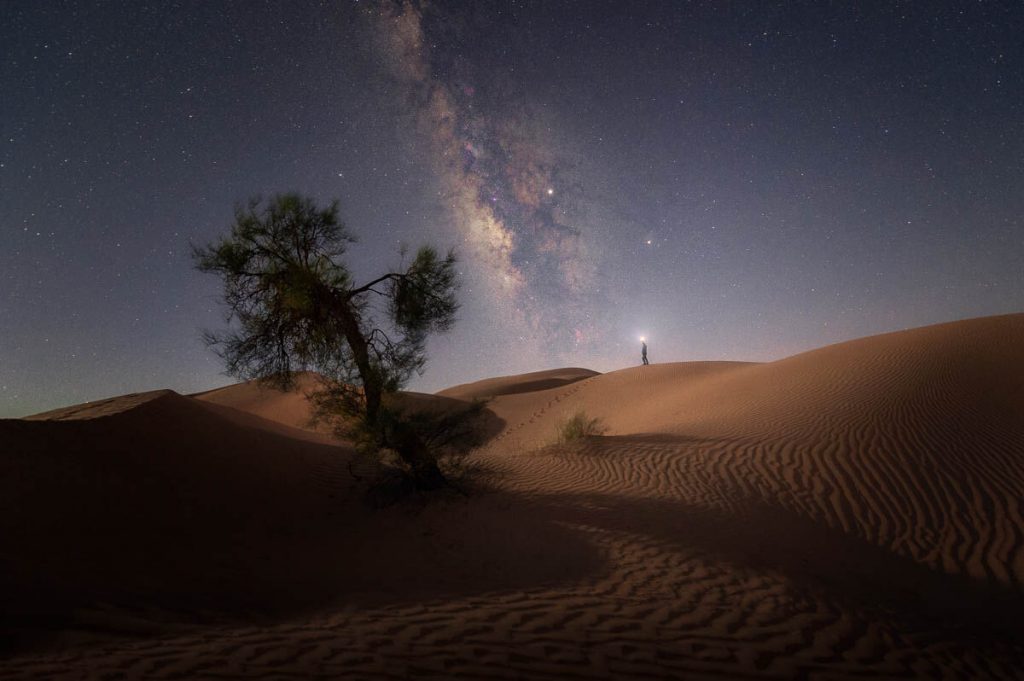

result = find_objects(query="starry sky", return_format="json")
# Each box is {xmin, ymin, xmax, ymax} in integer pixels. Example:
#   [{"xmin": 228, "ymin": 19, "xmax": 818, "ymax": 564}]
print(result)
[{"xmin": 2, "ymin": 1, "xmax": 1023, "ymax": 417}]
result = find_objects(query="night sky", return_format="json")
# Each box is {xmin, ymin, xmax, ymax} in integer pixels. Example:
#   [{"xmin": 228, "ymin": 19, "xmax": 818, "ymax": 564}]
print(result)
[{"xmin": 2, "ymin": 1, "xmax": 1023, "ymax": 417}]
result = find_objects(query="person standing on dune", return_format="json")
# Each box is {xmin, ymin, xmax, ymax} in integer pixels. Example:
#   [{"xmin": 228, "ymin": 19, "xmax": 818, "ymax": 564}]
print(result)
[{"xmin": 641, "ymin": 339, "xmax": 649, "ymax": 365}]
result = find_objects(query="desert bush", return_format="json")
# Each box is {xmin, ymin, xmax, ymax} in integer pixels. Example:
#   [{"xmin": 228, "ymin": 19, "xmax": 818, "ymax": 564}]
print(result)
[{"xmin": 557, "ymin": 410, "xmax": 604, "ymax": 443}]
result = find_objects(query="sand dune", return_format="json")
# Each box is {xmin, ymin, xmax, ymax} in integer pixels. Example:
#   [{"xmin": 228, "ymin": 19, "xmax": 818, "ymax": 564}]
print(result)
[
  {"xmin": 192, "ymin": 370, "xmax": 328, "ymax": 433},
  {"xmin": 437, "ymin": 366, "xmax": 600, "ymax": 400},
  {"xmin": 2, "ymin": 391, "xmax": 352, "ymax": 620},
  {"xmin": 488, "ymin": 315, "xmax": 1024, "ymax": 584},
  {"xmin": 3, "ymin": 314, "xmax": 1024, "ymax": 678}
]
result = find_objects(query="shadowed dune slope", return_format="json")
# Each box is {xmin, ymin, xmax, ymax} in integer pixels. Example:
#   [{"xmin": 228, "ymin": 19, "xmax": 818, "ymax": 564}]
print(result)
[
  {"xmin": 1, "ymin": 391, "xmax": 358, "ymax": 616},
  {"xmin": 0, "ymin": 390, "xmax": 586, "ymax": 640}
]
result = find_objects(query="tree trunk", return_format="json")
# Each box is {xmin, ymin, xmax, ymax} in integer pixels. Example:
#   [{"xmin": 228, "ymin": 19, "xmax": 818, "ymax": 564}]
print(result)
[
  {"xmin": 323, "ymin": 287, "xmax": 382, "ymax": 423},
  {"xmin": 318, "ymin": 286, "xmax": 446, "ymax": 490}
]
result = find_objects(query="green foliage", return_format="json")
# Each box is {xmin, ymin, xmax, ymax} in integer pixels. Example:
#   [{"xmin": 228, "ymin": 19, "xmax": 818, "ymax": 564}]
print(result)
[
  {"xmin": 557, "ymin": 410, "xmax": 605, "ymax": 443},
  {"xmin": 192, "ymin": 194, "xmax": 359, "ymax": 386},
  {"xmin": 390, "ymin": 246, "xmax": 458, "ymax": 336}
]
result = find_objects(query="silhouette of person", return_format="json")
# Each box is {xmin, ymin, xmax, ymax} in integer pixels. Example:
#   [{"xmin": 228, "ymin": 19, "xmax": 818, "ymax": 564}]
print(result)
[{"xmin": 641, "ymin": 340, "xmax": 649, "ymax": 365}]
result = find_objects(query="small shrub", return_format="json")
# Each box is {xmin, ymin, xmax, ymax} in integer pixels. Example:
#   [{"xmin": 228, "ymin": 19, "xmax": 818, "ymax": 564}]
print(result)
[{"xmin": 557, "ymin": 410, "xmax": 604, "ymax": 443}]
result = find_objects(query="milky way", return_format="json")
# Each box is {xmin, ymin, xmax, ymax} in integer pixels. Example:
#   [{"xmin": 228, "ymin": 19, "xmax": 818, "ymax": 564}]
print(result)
[{"xmin": 368, "ymin": 1, "xmax": 606, "ymax": 354}]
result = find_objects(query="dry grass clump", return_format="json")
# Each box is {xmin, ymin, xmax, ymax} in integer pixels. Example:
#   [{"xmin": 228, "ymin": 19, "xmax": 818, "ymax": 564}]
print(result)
[{"xmin": 557, "ymin": 410, "xmax": 605, "ymax": 443}]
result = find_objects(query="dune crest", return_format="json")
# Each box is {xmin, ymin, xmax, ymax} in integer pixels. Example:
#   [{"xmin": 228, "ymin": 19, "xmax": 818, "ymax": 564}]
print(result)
[
  {"xmin": 25, "ymin": 389, "xmax": 176, "ymax": 421},
  {"xmin": 192, "ymin": 371, "xmax": 329, "ymax": 433},
  {"xmin": 437, "ymin": 366, "xmax": 600, "ymax": 400}
]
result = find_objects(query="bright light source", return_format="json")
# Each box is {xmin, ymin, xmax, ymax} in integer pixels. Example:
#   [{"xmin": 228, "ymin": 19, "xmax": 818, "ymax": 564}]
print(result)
[
  {"xmin": 546, "ymin": 187, "xmax": 554, "ymax": 195},
  {"xmin": 639, "ymin": 336, "xmax": 646, "ymax": 342}
]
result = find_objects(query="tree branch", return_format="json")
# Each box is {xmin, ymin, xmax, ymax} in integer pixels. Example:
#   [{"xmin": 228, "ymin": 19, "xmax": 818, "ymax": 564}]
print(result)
[{"xmin": 348, "ymin": 272, "xmax": 406, "ymax": 299}]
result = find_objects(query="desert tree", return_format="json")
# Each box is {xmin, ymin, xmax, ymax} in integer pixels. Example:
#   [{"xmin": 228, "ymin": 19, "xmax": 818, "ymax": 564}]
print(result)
[{"xmin": 193, "ymin": 193, "xmax": 470, "ymax": 489}]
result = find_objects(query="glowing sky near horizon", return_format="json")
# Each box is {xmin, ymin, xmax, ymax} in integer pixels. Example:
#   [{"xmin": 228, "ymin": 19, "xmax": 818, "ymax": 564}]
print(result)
[{"xmin": 2, "ymin": 1, "xmax": 1023, "ymax": 417}]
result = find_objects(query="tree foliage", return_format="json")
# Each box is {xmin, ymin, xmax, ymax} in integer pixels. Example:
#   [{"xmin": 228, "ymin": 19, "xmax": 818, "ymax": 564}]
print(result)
[{"xmin": 194, "ymin": 193, "xmax": 466, "ymax": 489}]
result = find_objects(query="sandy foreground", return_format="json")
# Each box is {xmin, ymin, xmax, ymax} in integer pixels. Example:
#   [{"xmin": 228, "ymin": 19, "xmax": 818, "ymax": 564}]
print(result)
[{"xmin": 2, "ymin": 314, "xmax": 1023, "ymax": 679}]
